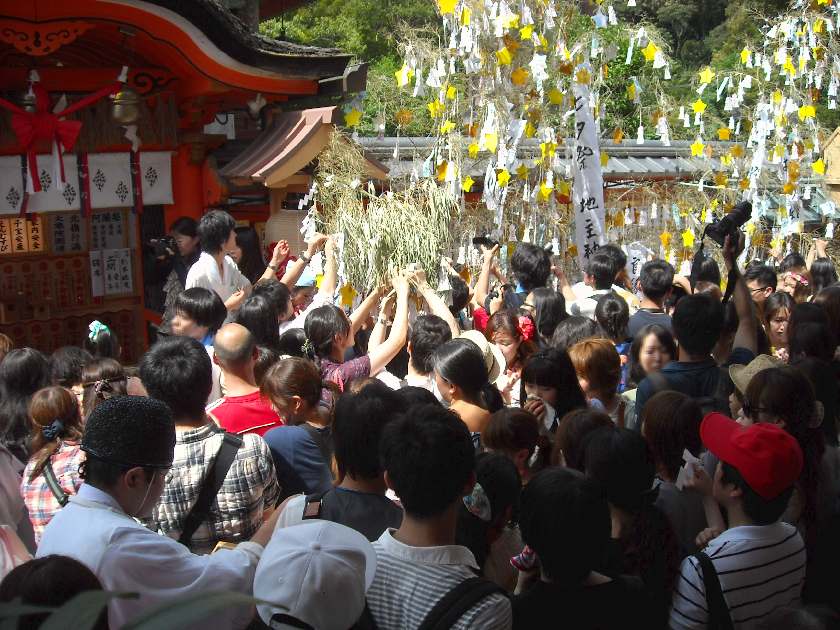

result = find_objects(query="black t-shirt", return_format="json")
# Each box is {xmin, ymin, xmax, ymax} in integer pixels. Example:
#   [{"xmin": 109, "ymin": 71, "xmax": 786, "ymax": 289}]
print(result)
[
  {"xmin": 512, "ymin": 575, "xmax": 653, "ymax": 629},
  {"xmin": 627, "ymin": 309, "xmax": 672, "ymax": 338},
  {"xmin": 310, "ymin": 486, "xmax": 404, "ymax": 542}
]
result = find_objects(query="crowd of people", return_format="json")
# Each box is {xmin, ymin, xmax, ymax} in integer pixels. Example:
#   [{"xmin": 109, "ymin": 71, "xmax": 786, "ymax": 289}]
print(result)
[{"xmin": 1, "ymin": 207, "xmax": 839, "ymax": 630}]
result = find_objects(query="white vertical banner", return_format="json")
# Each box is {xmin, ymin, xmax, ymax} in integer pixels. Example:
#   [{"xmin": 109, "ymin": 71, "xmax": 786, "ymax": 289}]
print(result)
[
  {"xmin": 572, "ymin": 72, "xmax": 607, "ymax": 269},
  {"xmin": 625, "ymin": 241, "xmax": 653, "ymax": 296}
]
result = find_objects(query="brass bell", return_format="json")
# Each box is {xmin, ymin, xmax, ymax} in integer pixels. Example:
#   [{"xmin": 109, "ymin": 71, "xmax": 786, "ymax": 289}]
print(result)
[
  {"xmin": 111, "ymin": 88, "xmax": 141, "ymax": 124},
  {"xmin": 16, "ymin": 89, "xmax": 37, "ymax": 113}
]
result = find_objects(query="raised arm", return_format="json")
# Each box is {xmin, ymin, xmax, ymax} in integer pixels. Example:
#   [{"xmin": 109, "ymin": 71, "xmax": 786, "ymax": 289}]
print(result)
[
  {"xmin": 726, "ymin": 234, "xmax": 757, "ymax": 354},
  {"xmin": 368, "ymin": 291, "xmax": 396, "ymax": 352},
  {"xmin": 257, "ymin": 240, "xmax": 290, "ymax": 284},
  {"xmin": 414, "ymin": 270, "xmax": 461, "ymax": 337},
  {"xmin": 368, "ymin": 275, "xmax": 410, "ymax": 376},
  {"xmin": 473, "ymin": 244, "xmax": 500, "ymax": 309},
  {"xmin": 552, "ymin": 264, "xmax": 577, "ymax": 302},
  {"xmin": 280, "ymin": 234, "xmax": 327, "ymax": 289},
  {"xmin": 319, "ymin": 236, "xmax": 338, "ymax": 298},
  {"xmin": 349, "ymin": 286, "xmax": 384, "ymax": 336}
]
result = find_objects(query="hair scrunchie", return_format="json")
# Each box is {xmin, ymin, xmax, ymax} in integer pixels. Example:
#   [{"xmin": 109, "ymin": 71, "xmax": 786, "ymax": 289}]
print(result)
[
  {"xmin": 463, "ymin": 482, "xmax": 492, "ymax": 522},
  {"xmin": 42, "ymin": 419, "xmax": 65, "ymax": 441},
  {"xmin": 517, "ymin": 316, "xmax": 536, "ymax": 342},
  {"xmin": 88, "ymin": 320, "xmax": 109, "ymax": 342}
]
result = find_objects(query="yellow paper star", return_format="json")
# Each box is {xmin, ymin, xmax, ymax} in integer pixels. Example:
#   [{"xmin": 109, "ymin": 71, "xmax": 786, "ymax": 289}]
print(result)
[
  {"xmin": 681, "ymin": 229, "xmax": 695, "ymax": 248},
  {"xmin": 575, "ymin": 67, "xmax": 591, "ymax": 84},
  {"xmin": 468, "ymin": 143, "xmax": 480, "ymax": 158},
  {"xmin": 547, "ymin": 88, "xmax": 564, "ymax": 105},
  {"xmin": 343, "ymin": 108, "xmax": 362, "ymax": 127},
  {"xmin": 395, "ymin": 65, "xmax": 414, "ymax": 87},
  {"xmin": 516, "ymin": 164, "xmax": 529, "ymax": 179},
  {"xmin": 427, "ymin": 100, "xmax": 444, "ymax": 118},
  {"xmin": 699, "ymin": 67, "xmax": 715, "ymax": 84},
  {"xmin": 659, "ymin": 231, "xmax": 672, "ymax": 249},
  {"xmin": 462, "ymin": 176, "xmax": 475, "ymax": 192},
  {"xmin": 641, "ymin": 42, "xmax": 658, "ymax": 63},
  {"xmin": 497, "ymin": 169, "xmax": 511, "ymax": 187},
  {"xmin": 813, "ymin": 158, "xmax": 826, "ymax": 175},
  {"xmin": 782, "ymin": 181, "xmax": 795, "ymax": 195},
  {"xmin": 538, "ymin": 181, "xmax": 554, "ymax": 200},
  {"xmin": 446, "ymin": 85, "xmax": 457, "ymax": 100},
  {"xmin": 440, "ymin": 120, "xmax": 456, "ymax": 133},
  {"xmin": 740, "ymin": 48, "xmax": 751, "ymax": 64},
  {"xmin": 436, "ymin": 161, "xmax": 449, "ymax": 182},
  {"xmin": 691, "ymin": 139, "xmax": 705, "ymax": 156},
  {"xmin": 519, "ymin": 24, "xmax": 533, "ymax": 39},
  {"xmin": 718, "ymin": 128, "xmax": 732, "ymax": 141},
  {"xmin": 511, "ymin": 67, "xmax": 530, "ymax": 86},
  {"xmin": 339, "ymin": 284, "xmax": 358, "ymax": 308},
  {"xmin": 484, "ymin": 133, "xmax": 498, "ymax": 153},
  {"xmin": 437, "ymin": 0, "xmax": 456, "ymax": 14},
  {"xmin": 692, "ymin": 99, "xmax": 707, "ymax": 115},
  {"xmin": 496, "ymin": 47, "xmax": 513, "ymax": 66},
  {"xmin": 798, "ymin": 105, "xmax": 816, "ymax": 121}
]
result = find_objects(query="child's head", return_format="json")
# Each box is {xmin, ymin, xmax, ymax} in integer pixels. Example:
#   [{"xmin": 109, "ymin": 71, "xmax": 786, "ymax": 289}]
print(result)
[
  {"xmin": 519, "ymin": 467, "xmax": 610, "ymax": 585},
  {"xmin": 520, "ymin": 348, "xmax": 587, "ymax": 419},
  {"xmin": 171, "ymin": 287, "xmax": 227, "ymax": 341},
  {"xmin": 639, "ymin": 260, "xmax": 674, "ymax": 304},
  {"xmin": 380, "ymin": 404, "xmax": 475, "ymax": 519},
  {"xmin": 568, "ymin": 338, "xmax": 621, "ymax": 402},
  {"xmin": 701, "ymin": 413, "xmax": 803, "ymax": 525},
  {"xmin": 671, "ymin": 293, "xmax": 724, "ymax": 358},
  {"xmin": 641, "ymin": 391, "xmax": 702, "ymax": 482}
]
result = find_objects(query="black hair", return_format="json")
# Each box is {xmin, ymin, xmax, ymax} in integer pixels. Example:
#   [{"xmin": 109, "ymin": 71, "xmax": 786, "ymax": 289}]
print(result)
[
  {"xmin": 197, "ymin": 209, "xmax": 236, "ymax": 254},
  {"xmin": 253, "ymin": 278, "xmax": 292, "ymax": 321},
  {"xmin": 697, "ymin": 256, "xmax": 722, "ymax": 286},
  {"xmin": 334, "ymin": 381, "xmax": 402, "ymax": 481},
  {"xmin": 586, "ymin": 251, "xmax": 615, "ymax": 290},
  {"xmin": 380, "ymin": 404, "xmax": 475, "ymax": 518},
  {"xmin": 787, "ymin": 303, "xmax": 831, "ymax": 357},
  {"xmin": 254, "ymin": 345, "xmax": 279, "ymax": 387},
  {"xmin": 0, "ymin": 348, "xmax": 51, "ymax": 461},
  {"xmin": 235, "ymin": 294, "xmax": 281, "ymax": 351},
  {"xmin": 664, "ymin": 283, "xmax": 688, "ymax": 314},
  {"xmin": 764, "ymin": 291, "xmax": 795, "ymax": 329},
  {"xmin": 550, "ymin": 315, "xmax": 599, "ymax": 351},
  {"xmin": 456, "ymin": 452, "xmax": 521, "ymax": 570},
  {"xmin": 744, "ymin": 263, "xmax": 777, "ymax": 290},
  {"xmin": 511, "ymin": 243, "xmax": 551, "ymax": 292},
  {"xmin": 140, "ymin": 336, "xmax": 212, "ymax": 420},
  {"xmin": 519, "ymin": 467, "xmax": 610, "ymax": 585},
  {"xmin": 530, "ymin": 288, "xmax": 566, "ymax": 345},
  {"xmin": 720, "ymin": 461, "xmax": 794, "ymax": 525},
  {"xmin": 449, "ymin": 274, "xmax": 470, "ymax": 313},
  {"xmin": 49, "ymin": 346, "xmax": 93, "ymax": 388},
  {"xmin": 639, "ymin": 260, "xmax": 675, "ymax": 302},
  {"xmin": 409, "ymin": 315, "xmax": 453, "ymax": 374},
  {"xmin": 793, "ymin": 357, "xmax": 840, "ymax": 447},
  {"xmin": 170, "ymin": 216, "xmax": 198, "ymax": 238},
  {"xmin": 174, "ymin": 287, "xmax": 227, "ymax": 333},
  {"xmin": 84, "ymin": 321, "xmax": 120, "ymax": 360},
  {"xmin": 304, "ymin": 304, "xmax": 350, "ymax": 361},
  {"xmin": 234, "ymin": 226, "xmax": 266, "ymax": 285},
  {"xmin": 600, "ymin": 244, "xmax": 627, "ymax": 275},
  {"xmin": 595, "ymin": 291, "xmax": 629, "ymax": 342},
  {"xmin": 393, "ymin": 385, "xmax": 441, "ymax": 408},
  {"xmin": 433, "ymin": 338, "xmax": 503, "ymax": 412},
  {"xmin": 277, "ymin": 328, "xmax": 308, "ymax": 358},
  {"xmin": 790, "ymin": 322, "xmax": 837, "ymax": 363},
  {"xmin": 811, "ymin": 258, "xmax": 838, "ymax": 294},
  {"xmin": 0, "ymin": 555, "xmax": 107, "ymax": 630},
  {"xmin": 779, "ymin": 252, "xmax": 807, "ymax": 273},
  {"xmin": 671, "ymin": 293, "xmax": 725, "ymax": 357},
  {"xmin": 628, "ymin": 324, "xmax": 676, "ymax": 385},
  {"xmin": 519, "ymin": 348, "xmax": 587, "ymax": 421},
  {"xmin": 584, "ymin": 428, "xmax": 680, "ymax": 607},
  {"xmin": 79, "ymin": 456, "xmax": 155, "ymax": 488}
]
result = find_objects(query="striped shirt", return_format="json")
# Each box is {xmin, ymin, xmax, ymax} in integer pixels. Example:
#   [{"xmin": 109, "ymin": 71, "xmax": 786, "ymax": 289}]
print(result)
[
  {"xmin": 367, "ymin": 529, "xmax": 512, "ymax": 630},
  {"xmin": 669, "ymin": 522, "xmax": 806, "ymax": 629}
]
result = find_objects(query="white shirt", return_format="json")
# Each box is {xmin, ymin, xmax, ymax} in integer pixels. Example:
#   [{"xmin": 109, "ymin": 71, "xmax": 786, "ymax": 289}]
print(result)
[
  {"xmin": 571, "ymin": 281, "xmax": 640, "ymax": 316},
  {"xmin": 37, "ymin": 484, "xmax": 263, "ymax": 629},
  {"xmin": 186, "ymin": 251, "xmax": 251, "ymax": 305},
  {"xmin": 669, "ymin": 522, "xmax": 806, "ymax": 629},
  {"xmin": 366, "ymin": 529, "xmax": 512, "ymax": 630}
]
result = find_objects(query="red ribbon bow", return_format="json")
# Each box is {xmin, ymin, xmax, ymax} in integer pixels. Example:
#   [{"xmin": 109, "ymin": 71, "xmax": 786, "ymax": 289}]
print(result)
[{"xmin": 517, "ymin": 315, "xmax": 536, "ymax": 342}]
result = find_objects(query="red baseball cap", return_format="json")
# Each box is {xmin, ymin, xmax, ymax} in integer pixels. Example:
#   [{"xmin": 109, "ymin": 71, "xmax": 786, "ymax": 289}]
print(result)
[{"xmin": 700, "ymin": 413, "xmax": 803, "ymax": 500}]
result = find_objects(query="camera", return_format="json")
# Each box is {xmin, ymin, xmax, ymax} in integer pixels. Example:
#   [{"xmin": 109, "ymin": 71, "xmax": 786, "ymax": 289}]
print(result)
[
  {"xmin": 147, "ymin": 235, "xmax": 177, "ymax": 259},
  {"xmin": 704, "ymin": 201, "xmax": 752, "ymax": 247},
  {"xmin": 473, "ymin": 235, "xmax": 499, "ymax": 248}
]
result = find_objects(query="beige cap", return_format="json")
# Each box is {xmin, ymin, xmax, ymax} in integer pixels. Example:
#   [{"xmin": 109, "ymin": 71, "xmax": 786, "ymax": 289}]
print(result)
[
  {"xmin": 458, "ymin": 330, "xmax": 507, "ymax": 383},
  {"xmin": 729, "ymin": 354, "xmax": 783, "ymax": 395}
]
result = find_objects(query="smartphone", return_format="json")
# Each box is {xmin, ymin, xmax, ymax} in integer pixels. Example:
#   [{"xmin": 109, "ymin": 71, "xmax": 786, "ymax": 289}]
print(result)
[{"xmin": 472, "ymin": 235, "xmax": 499, "ymax": 248}]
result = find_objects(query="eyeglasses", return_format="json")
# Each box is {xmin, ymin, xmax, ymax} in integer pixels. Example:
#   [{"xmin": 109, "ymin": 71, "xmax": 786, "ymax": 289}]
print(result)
[{"xmin": 748, "ymin": 286, "xmax": 770, "ymax": 294}]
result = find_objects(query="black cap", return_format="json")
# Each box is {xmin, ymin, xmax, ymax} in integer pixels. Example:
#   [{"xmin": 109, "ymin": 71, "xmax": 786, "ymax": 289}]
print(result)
[{"xmin": 82, "ymin": 396, "xmax": 176, "ymax": 469}]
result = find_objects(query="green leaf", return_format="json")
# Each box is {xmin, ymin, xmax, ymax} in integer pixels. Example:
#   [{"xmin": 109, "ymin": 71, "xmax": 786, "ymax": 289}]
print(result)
[
  {"xmin": 39, "ymin": 591, "xmax": 136, "ymax": 630},
  {"xmin": 122, "ymin": 590, "xmax": 273, "ymax": 630},
  {"xmin": 0, "ymin": 598, "xmax": 57, "ymax": 630}
]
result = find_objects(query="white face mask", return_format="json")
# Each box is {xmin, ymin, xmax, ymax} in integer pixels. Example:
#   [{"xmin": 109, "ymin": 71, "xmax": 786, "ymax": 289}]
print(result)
[
  {"xmin": 133, "ymin": 470, "xmax": 158, "ymax": 518},
  {"xmin": 541, "ymin": 400, "xmax": 557, "ymax": 432}
]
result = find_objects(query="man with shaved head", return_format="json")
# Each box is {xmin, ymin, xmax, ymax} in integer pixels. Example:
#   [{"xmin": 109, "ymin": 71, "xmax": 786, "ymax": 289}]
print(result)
[{"xmin": 208, "ymin": 323, "xmax": 283, "ymax": 436}]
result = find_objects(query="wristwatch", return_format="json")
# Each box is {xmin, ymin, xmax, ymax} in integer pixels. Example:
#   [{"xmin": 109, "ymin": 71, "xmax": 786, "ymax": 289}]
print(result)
[
  {"xmin": 268, "ymin": 263, "xmax": 279, "ymax": 272},
  {"xmin": 300, "ymin": 251, "xmax": 312, "ymax": 264}
]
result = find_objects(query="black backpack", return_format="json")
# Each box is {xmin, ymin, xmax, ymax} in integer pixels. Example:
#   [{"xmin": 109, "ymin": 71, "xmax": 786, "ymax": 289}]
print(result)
[{"xmin": 352, "ymin": 577, "xmax": 506, "ymax": 630}]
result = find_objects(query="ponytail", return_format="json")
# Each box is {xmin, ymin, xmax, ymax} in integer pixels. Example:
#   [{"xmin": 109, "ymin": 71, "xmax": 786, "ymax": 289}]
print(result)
[{"xmin": 479, "ymin": 382, "xmax": 504, "ymax": 413}]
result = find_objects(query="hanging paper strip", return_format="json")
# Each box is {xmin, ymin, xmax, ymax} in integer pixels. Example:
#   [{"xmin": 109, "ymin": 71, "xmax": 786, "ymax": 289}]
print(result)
[
  {"xmin": 129, "ymin": 150, "xmax": 143, "ymax": 214},
  {"xmin": 18, "ymin": 155, "xmax": 29, "ymax": 217},
  {"xmin": 571, "ymin": 73, "xmax": 607, "ymax": 268},
  {"xmin": 77, "ymin": 153, "xmax": 92, "ymax": 217}
]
